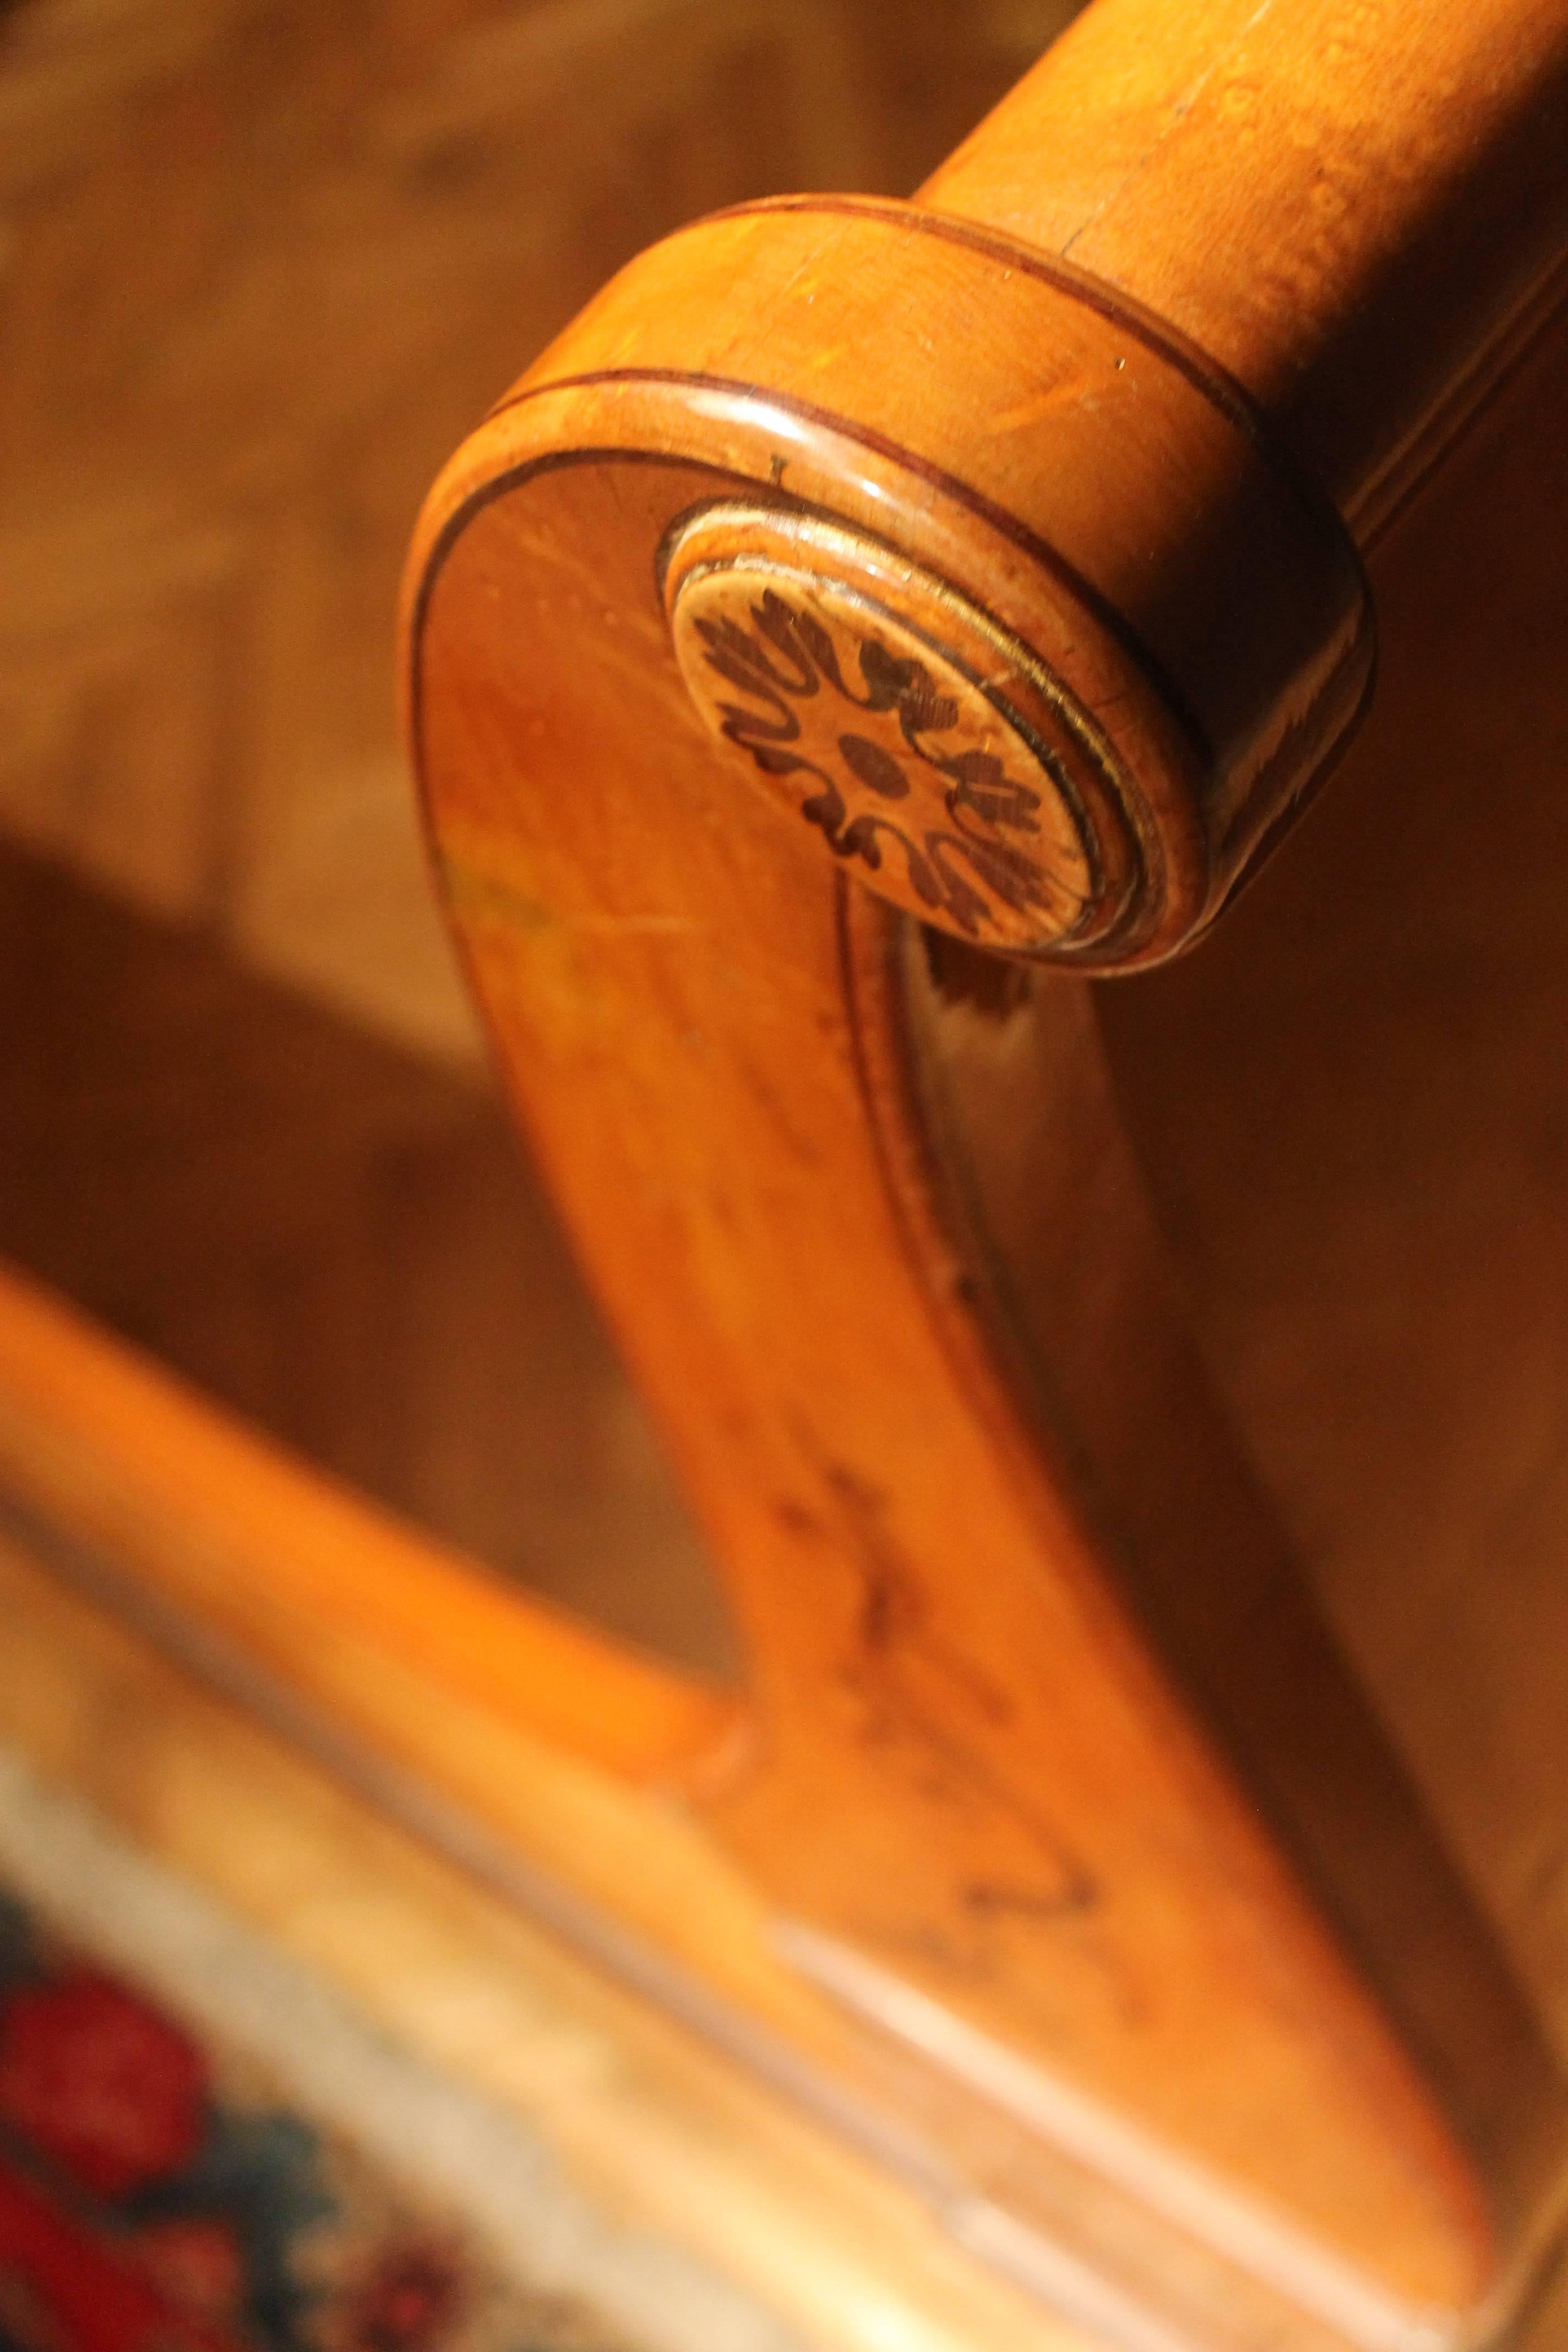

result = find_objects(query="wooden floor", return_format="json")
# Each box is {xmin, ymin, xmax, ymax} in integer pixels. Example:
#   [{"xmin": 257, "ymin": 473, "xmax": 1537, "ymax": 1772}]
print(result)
[
  {"xmin": 0, "ymin": 0, "xmax": 1079, "ymax": 1066},
  {"xmin": 0, "ymin": 838, "xmax": 732, "ymax": 1678}
]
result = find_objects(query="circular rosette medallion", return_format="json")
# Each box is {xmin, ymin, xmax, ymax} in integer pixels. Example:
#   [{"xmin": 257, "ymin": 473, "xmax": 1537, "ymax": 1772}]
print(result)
[{"xmin": 663, "ymin": 504, "xmax": 1137, "ymax": 955}]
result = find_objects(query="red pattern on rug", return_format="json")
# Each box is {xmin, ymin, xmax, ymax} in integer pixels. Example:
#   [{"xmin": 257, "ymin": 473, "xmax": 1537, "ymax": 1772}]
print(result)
[{"xmin": 0, "ymin": 1897, "xmax": 619, "ymax": 2352}]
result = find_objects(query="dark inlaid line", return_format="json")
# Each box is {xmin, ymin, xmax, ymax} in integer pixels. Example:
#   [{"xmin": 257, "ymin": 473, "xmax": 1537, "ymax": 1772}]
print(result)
[
  {"xmin": 471, "ymin": 379, "xmax": 1213, "ymax": 765},
  {"xmin": 704, "ymin": 193, "xmax": 1366, "ymax": 568}
]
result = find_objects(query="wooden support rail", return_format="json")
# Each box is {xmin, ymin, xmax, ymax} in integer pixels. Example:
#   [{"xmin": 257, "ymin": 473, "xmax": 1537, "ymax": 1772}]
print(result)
[
  {"xmin": 922, "ymin": 0, "xmax": 1568, "ymax": 539},
  {"xmin": 397, "ymin": 5, "xmax": 1568, "ymax": 2347}
]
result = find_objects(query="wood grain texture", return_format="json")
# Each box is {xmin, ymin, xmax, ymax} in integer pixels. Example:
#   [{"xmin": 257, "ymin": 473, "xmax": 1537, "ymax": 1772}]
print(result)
[
  {"xmin": 901, "ymin": 930, "xmax": 1560, "ymax": 2260},
  {"xmin": 482, "ymin": 203, "xmax": 1372, "ymax": 961},
  {"xmin": 0, "ymin": 1262, "xmax": 734, "ymax": 1786},
  {"xmin": 406, "ymin": 440, "xmax": 1495, "ymax": 2327},
  {"xmin": 662, "ymin": 505, "xmax": 1113, "ymax": 955},
  {"xmin": 921, "ymin": 0, "xmax": 1568, "ymax": 534},
  {"xmin": 0, "ymin": 1267, "xmax": 1464, "ymax": 2352},
  {"xmin": 398, "ymin": 0, "xmax": 1568, "ymax": 2338},
  {"xmin": 4, "ymin": 0, "xmax": 1561, "ymax": 2343}
]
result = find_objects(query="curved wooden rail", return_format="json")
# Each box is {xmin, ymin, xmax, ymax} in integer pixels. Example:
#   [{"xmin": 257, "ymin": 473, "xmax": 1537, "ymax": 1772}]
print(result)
[{"xmin": 402, "ymin": 5, "xmax": 1568, "ymax": 2346}]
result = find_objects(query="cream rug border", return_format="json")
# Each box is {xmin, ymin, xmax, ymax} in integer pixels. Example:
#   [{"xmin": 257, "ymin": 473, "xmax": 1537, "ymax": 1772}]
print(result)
[{"xmin": 0, "ymin": 1742, "xmax": 807, "ymax": 2352}]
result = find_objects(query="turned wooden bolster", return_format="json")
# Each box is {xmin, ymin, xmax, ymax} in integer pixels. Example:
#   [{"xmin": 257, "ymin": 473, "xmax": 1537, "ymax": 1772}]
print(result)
[
  {"xmin": 433, "ymin": 0, "xmax": 1567, "ymax": 971},
  {"xmin": 489, "ymin": 199, "xmax": 1371, "ymax": 967}
]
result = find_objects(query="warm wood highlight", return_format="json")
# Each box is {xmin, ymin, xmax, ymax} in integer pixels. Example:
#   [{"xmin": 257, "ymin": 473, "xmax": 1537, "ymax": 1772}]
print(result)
[
  {"xmin": 0, "ymin": 1263, "xmax": 1456, "ymax": 2352},
  {"xmin": 398, "ymin": 3, "xmax": 1568, "ymax": 2340},
  {"xmin": 922, "ymin": 0, "xmax": 1568, "ymax": 535},
  {"xmin": 0, "ymin": 1266, "xmax": 732, "ymax": 1787},
  {"xmin": 6, "ymin": 2, "xmax": 1560, "ymax": 2348},
  {"xmin": 497, "ymin": 203, "xmax": 1370, "ymax": 965}
]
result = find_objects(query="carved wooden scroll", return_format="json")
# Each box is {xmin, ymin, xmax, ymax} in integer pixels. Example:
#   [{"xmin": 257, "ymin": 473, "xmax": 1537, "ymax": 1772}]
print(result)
[{"xmin": 404, "ymin": 3, "xmax": 1568, "ymax": 2346}]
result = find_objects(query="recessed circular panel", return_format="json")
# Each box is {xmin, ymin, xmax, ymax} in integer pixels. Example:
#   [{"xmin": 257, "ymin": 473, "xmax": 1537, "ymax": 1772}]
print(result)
[{"xmin": 664, "ymin": 505, "xmax": 1140, "ymax": 955}]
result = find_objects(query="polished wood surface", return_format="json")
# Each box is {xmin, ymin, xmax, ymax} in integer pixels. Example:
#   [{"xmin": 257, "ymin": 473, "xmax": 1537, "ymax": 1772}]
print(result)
[
  {"xmin": 923, "ymin": 0, "xmax": 1568, "ymax": 535},
  {"xmin": 0, "ymin": 1266, "xmax": 1425, "ymax": 2352},
  {"xmin": 405, "ymin": 429, "xmax": 1513, "ymax": 2332},
  {"xmin": 3, "ymin": 0, "xmax": 1083, "ymax": 1064},
  {"xmin": 1, "ymin": 1, "xmax": 1559, "ymax": 2345},
  {"xmin": 0, "ymin": 0, "xmax": 1105, "ymax": 1687},
  {"xmin": 509, "ymin": 202, "xmax": 1370, "ymax": 965},
  {"xmin": 398, "ymin": 0, "xmax": 1568, "ymax": 2340}
]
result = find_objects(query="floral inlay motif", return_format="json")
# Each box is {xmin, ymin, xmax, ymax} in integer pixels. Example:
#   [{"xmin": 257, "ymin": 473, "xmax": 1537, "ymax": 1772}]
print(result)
[{"xmin": 684, "ymin": 582, "xmax": 1084, "ymax": 942}]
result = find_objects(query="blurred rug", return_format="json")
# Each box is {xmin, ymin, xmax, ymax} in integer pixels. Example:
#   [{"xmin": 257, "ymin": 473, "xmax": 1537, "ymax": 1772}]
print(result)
[
  {"xmin": 0, "ymin": 1887, "xmax": 635, "ymax": 2352},
  {"xmin": 0, "ymin": 1750, "xmax": 799, "ymax": 2352},
  {"xmin": 0, "ymin": 1886, "xmax": 616, "ymax": 2352}
]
